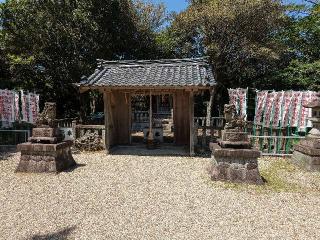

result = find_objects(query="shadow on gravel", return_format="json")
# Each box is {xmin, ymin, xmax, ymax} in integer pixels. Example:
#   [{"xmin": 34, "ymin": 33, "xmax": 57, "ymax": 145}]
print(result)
[
  {"xmin": 0, "ymin": 151, "xmax": 17, "ymax": 161},
  {"xmin": 110, "ymin": 145, "xmax": 212, "ymax": 158},
  {"xmin": 61, "ymin": 163, "xmax": 87, "ymax": 173},
  {"xmin": 30, "ymin": 226, "xmax": 76, "ymax": 240},
  {"xmin": 261, "ymin": 176, "xmax": 268, "ymax": 184}
]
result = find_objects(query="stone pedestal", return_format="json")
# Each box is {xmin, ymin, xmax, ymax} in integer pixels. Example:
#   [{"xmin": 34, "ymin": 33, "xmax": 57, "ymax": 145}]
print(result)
[
  {"xmin": 292, "ymin": 139, "xmax": 320, "ymax": 171},
  {"xmin": 16, "ymin": 125, "xmax": 76, "ymax": 173},
  {"xmin": 210, "ymin": 146, "xmax": 263, "ymax": 185},
  {"xmin": 16, "ymin": 142, "xmax": 76, "ymax": 173}
]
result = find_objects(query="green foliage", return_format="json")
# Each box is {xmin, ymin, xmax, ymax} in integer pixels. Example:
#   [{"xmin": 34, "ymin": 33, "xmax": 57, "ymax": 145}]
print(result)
[
  {"xmin": 267, "ymin": 3, "xmax": 320, "ymax": 90},
  {"xmin": 268, "ymin": 60, "xmax": 320, "ymax": 91},
  {"xmin": 0, "ymin": 0, "xmax": 166, "ymax": 117},
  {"xmin": 160, "ymin": 0, "xmax": 287, "ymax": 88}
]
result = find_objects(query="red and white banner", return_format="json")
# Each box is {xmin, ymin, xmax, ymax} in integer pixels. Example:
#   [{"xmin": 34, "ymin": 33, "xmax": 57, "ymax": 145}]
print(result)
[
  {"xmin": 264, "ymin": 92, "xmax": 275, "ymax": 127},
  {"xmin": 254, "ymin": 91, "xmax": 268, "ymax": 124},
  {"xmin": 238, "ymin": 88, "xmax": 247, "ymax": 119},
  {"xmin": 252, "ymin": 90, "xmax": 317, "ymax": 131},
  {"xmin": 272, "ymin": 91, "xmax": 284, "ymax": 127},
  {"xmin": 0, "ymin": 89, "xmax": 40, "ymax": 125},
  {"xmin": 0, "ymin": 90, "xmax": 14, "ymax": 123},
  {"xmin": 281, "ymin": 91, "xmax": 293, "ymax": 127},
  {"xmin": 290, "ymin": 91, "xmax": 303, "ymax": 127}
]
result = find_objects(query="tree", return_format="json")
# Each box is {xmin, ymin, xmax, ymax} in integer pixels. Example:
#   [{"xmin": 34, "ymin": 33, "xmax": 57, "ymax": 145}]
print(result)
[
  {"xmin": 0, "ymin": 0, "xmax": 167, "ymax": 117},
  {"xmin": 161, "ymin": 0, "xmax": 288, "ymax": 89},
  {"xmin": 267, "ymin": 2, "xmax": 320, "ymax": 91}
]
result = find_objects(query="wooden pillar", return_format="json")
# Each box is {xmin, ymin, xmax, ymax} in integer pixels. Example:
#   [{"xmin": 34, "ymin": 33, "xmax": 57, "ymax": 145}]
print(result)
[
  {"xmin": 103, "ymin": 91, "xmax": 110, "ymax": 154},
  {"xmin": 206, "ymin": 88, "xmax": 215, "ymax": 128},
  {"xmin": 148, "ymin": 90, "xmax": 153, "ymax": 140},
  {"xmin": 128, "ymin": 93, "xmax": 132, "ymax": 144},
  {"xmin": 189, "ymin": 91, "xmax": 195, "ymax": 156}
]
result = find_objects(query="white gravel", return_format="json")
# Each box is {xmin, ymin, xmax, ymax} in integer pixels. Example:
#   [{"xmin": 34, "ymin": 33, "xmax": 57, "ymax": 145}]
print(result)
[{"xmin": 1, "ymin": 151, "xmax": 320, "ymax": 240}]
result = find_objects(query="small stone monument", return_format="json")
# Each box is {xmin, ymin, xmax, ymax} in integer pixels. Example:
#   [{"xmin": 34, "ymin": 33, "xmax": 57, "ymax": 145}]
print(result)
[
  {"xmin": 209, "ymin": 104, "xmax": 264, "ymax": 185},
  {"xmin": 16, "ymin": 102, "xmax": 76, "ymax": 173},
  {"xmin": 292, "ymin": 93, "xmax": 320, "ymax": 171}
]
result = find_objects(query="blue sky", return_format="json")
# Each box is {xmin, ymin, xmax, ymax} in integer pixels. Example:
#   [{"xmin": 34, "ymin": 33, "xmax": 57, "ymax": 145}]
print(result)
[
  {"xmin": 152, "ymin": 0, "xmax": 309, "ymax": 13},
  {"xmin": 150, "ymin": 0, "xmax": 189, "ymax": 12}
]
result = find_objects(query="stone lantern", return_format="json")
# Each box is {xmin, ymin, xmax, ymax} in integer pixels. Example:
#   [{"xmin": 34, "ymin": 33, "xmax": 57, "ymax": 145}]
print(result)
[
  {"xmin": 209, "ymin": 104, "xmax": 264, "ymax": 185},
  {"xmin": 292, "ymin": 93, "xmax": 320, "ymax": 171},
  {"xmin": 306, "ymin": 95, "xmax": 320, "ymax": 138}
]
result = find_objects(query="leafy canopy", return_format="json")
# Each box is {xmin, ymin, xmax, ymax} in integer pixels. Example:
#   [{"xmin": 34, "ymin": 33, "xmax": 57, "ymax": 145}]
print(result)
[{"xmin": 0, "ymin": 0, "xmax": 167, "ymax": 116}]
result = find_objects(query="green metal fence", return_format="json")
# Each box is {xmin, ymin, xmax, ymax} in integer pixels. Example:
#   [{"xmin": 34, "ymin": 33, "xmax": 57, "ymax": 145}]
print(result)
[
  {"xmin": 249, "ymin": 134, "xmax": 305, "ymax": 155},
  {"xmin": 0, "ymin": 130, "xmax": 30, "ymax": 149}
]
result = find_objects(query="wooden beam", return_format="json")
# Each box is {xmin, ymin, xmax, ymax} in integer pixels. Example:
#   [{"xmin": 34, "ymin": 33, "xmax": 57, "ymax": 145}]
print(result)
[
  {"xmin": 189, "ymin": 91, "xmax": 195, "ymax": 156},
  {"xmin": 79, "ymin": 87, "xmax": 91, "ymax": 93}
]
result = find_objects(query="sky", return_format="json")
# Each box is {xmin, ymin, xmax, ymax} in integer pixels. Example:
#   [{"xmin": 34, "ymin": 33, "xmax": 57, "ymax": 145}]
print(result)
[
  {"xmin": 151, "ymin": 0, "xmax": 189, "ymax": 12},
  {"xmin": 151, "ymin": 0, "xmax": 309, "ymax": 13}
]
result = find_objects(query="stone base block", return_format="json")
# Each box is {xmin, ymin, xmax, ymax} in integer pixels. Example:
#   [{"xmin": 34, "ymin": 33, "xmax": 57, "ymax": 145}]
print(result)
[
  {"xmin": 298, "ymin": 139, "xmax": 320, "ymax": 149},
  {"xmin": 294, "ymin": 144, "xmax": 320, "ymax": 156},
  {"xmin": 30, "ymin": 128, "xmax": 63, "ymax": 143},
  {"xmin": 291, "ymin": 150, "xmax": 320, "ymax": 171},
  {"xmin": 32, "ymin": 127, "xmax": 59, "ymax": 137},
  {"xmin": 213, "ymin": 148, "xmax": 261, "ymax": 160},
  {"xmin": 16, "ymin": 142, "xmax": 76, "ymax": 173},
  {"xmin": 210, "ymin": 148, "xmax": 264, "ymax": 185}
]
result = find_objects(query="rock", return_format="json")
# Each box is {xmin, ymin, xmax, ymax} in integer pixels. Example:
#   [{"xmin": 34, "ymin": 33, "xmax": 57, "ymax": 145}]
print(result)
[{"xmin": 74, "ymin": 132, "xmax": 103, "ymax": 151}]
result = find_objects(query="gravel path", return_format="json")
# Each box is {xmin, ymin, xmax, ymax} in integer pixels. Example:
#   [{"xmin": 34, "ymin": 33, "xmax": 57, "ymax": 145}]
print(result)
[{"xmin": 1, "ymin": 152, "xmax": 320, "ymax": 240}]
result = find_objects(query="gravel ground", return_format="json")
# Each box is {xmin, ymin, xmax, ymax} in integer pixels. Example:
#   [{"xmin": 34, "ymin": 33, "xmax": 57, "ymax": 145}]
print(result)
[{"xmin": 1, "ymin": 151, "xmax": 320, "ymax": 240}]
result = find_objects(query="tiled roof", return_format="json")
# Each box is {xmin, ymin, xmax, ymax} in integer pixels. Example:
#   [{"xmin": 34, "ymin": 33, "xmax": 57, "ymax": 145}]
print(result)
[{"xmin": 78, "ymin": 58, "xmax": 216, "ymax": 88}]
